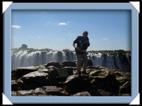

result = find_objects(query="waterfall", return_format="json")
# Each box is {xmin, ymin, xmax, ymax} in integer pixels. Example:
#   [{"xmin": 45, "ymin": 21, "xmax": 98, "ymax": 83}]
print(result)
[{"xmin": 11, "ymin": 49, "xmax": 130, "ymax": 71}]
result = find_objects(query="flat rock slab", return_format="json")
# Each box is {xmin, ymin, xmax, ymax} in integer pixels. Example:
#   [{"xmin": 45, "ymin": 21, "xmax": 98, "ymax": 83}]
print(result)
[{"xmin": 12, "ymin": 66, "xmax": 39, "ymax": 80}]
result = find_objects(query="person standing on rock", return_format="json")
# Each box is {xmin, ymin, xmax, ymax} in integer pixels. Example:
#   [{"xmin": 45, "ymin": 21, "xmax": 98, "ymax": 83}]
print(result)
[{"xmin": 73, "ymin": 31, "xmax": 90, "ymax": 75}]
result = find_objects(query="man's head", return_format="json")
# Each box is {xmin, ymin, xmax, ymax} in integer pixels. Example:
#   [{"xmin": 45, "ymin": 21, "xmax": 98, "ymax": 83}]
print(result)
[{"xmin": 82, "ymin": 31, "xmax": 88, "ymax": 37}]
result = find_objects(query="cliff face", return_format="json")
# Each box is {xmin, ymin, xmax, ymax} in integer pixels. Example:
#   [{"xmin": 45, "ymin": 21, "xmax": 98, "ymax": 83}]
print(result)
[{"xmin": 12, "ymin": 49, "xmax": 130, "ymax": 72}]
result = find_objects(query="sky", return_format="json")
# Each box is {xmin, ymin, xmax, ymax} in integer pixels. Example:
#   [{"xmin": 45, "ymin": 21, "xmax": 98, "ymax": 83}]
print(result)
[{"xmin": 11, "ymin": 10, "xmax": 131, "ymax": 51}]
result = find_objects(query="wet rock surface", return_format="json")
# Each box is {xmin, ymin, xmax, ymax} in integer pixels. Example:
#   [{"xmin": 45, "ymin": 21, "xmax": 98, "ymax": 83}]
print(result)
[{"xmin": 12, "ymin": 61, "xmax": 131, "ymax": 96}]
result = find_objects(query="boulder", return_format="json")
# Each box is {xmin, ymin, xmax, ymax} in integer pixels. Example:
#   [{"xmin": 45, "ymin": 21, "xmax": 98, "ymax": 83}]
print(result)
[
  {"xmin": 47, "ymin": 66, "xmax": 59, "ymax": 76},
  {"xmin": 12, "ymin": 86, "xmax": 68, "ymax": 96},
  {"xmin": 42, "ymin": 86, "xmax": 68, "ymax": 96},
  {"xmin": 91, "ymin": 73, "xmax": 120, "ymax": 95},
  {"xmin": 64, "ymin": 75, "xmax": 92, "ymax": 94},
  {"xmin": 12, "ymin": 66, "xmax": 39, "ymax": 80},
  {"xmin": 45, "ymin": 62, "xmax": 62, "ymax": 69},
  {"xmin": 17, "ymin": 71, "xmax": 49, "ymax": 90},
  {"xmin": 85, "ymin": 68, "xmax": 95, "ymax": 74},
  {"xmin": 73, "ymin": 91, "xmax": 91, "ymax": 96},
  {"xmin": 62, "ymin": 61, "xmax": 76, "ymax": 67},
  {"xmin": 89, "ymin": 70, "xmax": 109, "ymax": 78},
  {"xmin": 120, "ymin": 81, "xmax": 131, "ymax": 95},
  {"xmin": 33, "ymin": 87, "xmax": 46, "ymax": 96},
  {"xmin": 115, "ymin": 71, "xmax": 131, "ymax": 85},
  {"xmin": 63, "ymin": 67, "xmax": 75, "ymax": 75},
  {"xmin": 96, "ymin": 89, "xmax": 112, "ymax": 96},
  {"xmin": 87, "ymin": 59, "xmax": 93, "ymax": 67},
  {"xmin": 17, "ymin": 90, "xmax": 34, "ymax": 96},
  {"xmin": 94, "ymin": 65, "xmax": 105, "ymax": 70},
  {"xmin": 12, "ymin": 91, "xmax": 17, "ymax": 96},
  {"xmin": 57, "ymin": 67, "xmax": 74, "ymax": 79},
  {"xmin": 38, "ymin": 68, "xmax": 48, "ymax": 73},
  {"xmin": 113, "ymin": 71, "xmax": 123, "ymax": 77},
  {"xmin": 47, "ymin": 66, "xmax": 59, "ymax": 85},
  {"xmin": 116, "ymin": 76, "xmax": 128, "ymax": 85},
  {"xmin": 12, "ymin": 80, "xmax": 18, "ymax": 91}
]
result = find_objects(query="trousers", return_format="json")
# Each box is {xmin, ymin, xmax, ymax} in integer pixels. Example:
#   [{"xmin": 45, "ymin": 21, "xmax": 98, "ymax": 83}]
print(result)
[{"xmin": 76, "ymin": 52, "xmax": 88, "ymax": 72}]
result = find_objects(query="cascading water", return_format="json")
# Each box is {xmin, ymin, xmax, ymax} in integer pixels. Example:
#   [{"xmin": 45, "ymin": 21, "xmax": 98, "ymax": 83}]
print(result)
[
  {"xmin": 12, "ymin": 49, "xmax": 77, "ymax": 70},
  {"xmin": 11, "ymin": 48, "xmax": 130, "ymax": 71}
]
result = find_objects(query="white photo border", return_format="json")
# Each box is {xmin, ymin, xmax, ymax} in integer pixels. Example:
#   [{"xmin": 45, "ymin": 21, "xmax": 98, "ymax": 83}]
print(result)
[{"xmin": 3, "ymin": 2, "xmax": 139, "ymax": 104}]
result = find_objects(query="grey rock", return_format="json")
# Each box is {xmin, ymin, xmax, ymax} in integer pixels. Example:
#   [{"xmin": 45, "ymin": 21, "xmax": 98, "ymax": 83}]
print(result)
[
  {"xmin": 73, "ymin": 91, "xmax": 91, "ymax": 96},
  {"xmin": 42, "ymin": 86, "xmax": 68, "ymax": 96},
  {"xmin": 17, "ymin": 71, "xmax": 49, "ymax": 90},
  {"xmin": 91, "ymin": 72, "xmax": 120, "ymax": 95},
  {"xmin": 17, "ymin": 90, "xmax": 34, "ymax": 96},
  {"xmin": 12, "ymin": 66, "xmax": 39, "ymax": 80},
  {"xmin": 12, "ymin": 80, "xmax": 18, "ymax": 91},
  {"xmin": 62, "ymin": 61, "xmax": 76, "ymax": 67},
  {"xmin": 64, "ymin": 75, "xmax": 92, "ymax": 94},
  {"xmin": 120, "ymin": 81, "xmax": 131, "ymax": 95},
  {"xmin": 45, "ymin": 62, "xmax": 61, "ymax": 69}
]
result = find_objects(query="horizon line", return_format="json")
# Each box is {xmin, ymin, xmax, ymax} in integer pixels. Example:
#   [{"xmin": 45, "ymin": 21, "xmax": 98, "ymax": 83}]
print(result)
[{"xmin": 11, "ymin": 47, "xmax": 131, "ymax": 51}]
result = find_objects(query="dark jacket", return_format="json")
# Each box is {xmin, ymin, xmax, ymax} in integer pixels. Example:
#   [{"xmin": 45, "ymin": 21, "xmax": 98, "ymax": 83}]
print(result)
[{"xmin": 73, "ymin": 36, "xmax": 90, "ymax": 54}]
